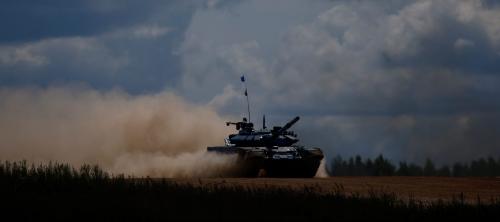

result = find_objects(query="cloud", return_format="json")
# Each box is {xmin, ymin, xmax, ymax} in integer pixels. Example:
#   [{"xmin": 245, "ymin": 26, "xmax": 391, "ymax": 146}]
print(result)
[
  {"xmin": 0, "ymin": 0, "xmax": 186, "ymax": 43},
  {"xmin": 381, "ymin": 0, "xmax": 500, "ymax": 73},
  {"xmin": 454, "ymin": 38, "xmax": 475, "ymax": 50},
  {"xmin": 0, "ymin": 36, "xmax": 129, "ymax": 89},
  {"xmin": 0, "ymin": 1, "xmax": 199, "ymax": 93},
  {"xmin": 181, "ymin": 0, "xmax": 500, "ymax": 115},
  {"xmin": 105, "ymin": 24, "xmax": 172, "ymax": 39},
  {"xmin": 178, "ymin": 0, "xmax": 500, "ymax": 163},
  {"xmin": 0, "ymin": 44, "xmax": 48, "ymax": 67},
  {"xmin": 299, "ymin": 113, "xmax": 500, "ymax": 164},
  {"xmin": 1, "ymin": 0, "xmax": 500, "ymax": 166},
  {"xmin": 131, "ymin": 25, "xmax": 171, "ymax": 39}
]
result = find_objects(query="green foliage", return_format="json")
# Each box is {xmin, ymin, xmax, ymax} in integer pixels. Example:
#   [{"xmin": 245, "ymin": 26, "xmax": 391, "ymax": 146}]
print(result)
[{"xmin": 329, "ymin": 155, "xmax": 500, "ymax": 177}]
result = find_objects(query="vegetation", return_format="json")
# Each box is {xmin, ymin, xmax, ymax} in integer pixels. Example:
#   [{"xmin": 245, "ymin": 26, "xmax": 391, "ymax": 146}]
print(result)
[
  {"xmin": 328, "ymin": 155, "xmax": 500, "ymax": 177},
  {"xmin": 1, "ymin": 160, "xmax": 500, "ymax": 220}
]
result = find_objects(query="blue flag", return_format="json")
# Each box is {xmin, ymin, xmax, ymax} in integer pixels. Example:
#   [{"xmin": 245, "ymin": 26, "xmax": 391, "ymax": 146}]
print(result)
[{"xmin": 240, "ymin": 75, "xmax": 245, "ymax": 82}]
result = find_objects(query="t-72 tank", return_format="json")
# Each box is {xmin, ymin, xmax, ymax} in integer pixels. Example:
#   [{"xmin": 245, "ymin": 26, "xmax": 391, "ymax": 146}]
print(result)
[{"xmin": 207, "ymin": 116, "xmax": 324, "ymax": 177}]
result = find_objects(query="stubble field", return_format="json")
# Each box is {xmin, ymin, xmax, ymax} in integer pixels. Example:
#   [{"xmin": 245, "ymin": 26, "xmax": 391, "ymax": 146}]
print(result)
[
  {"xmin": 166, "ymin": 176, "xmax": 500, "ymax": 203},
  {"xmin": 3, "ymin": 161, "xmax": 500, "ymax": 220}
]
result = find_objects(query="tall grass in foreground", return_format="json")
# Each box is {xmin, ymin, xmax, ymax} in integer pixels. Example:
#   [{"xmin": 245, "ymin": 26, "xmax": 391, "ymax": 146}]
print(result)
[{"xmin": 1, "ymin": 161, "xmax": 499, "ymax": 221}]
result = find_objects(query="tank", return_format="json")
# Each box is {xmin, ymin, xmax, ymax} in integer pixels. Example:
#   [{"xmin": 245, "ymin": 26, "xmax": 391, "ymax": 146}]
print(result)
[{"xmin": 207, "ymin": 116, "xmax": 324, "ymax": 177}]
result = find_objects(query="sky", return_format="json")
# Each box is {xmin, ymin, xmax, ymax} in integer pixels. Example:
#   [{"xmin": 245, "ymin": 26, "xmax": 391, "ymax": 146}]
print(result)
[{"xmin": 1, "ymin": 0, "xmax": 500, "ymax": 166}]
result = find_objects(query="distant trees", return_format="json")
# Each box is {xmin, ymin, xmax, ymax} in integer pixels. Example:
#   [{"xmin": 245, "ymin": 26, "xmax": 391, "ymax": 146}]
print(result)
[
  {"xmin": 328, "ymin": 155, "xmax": 500, "ymax": 177},
  {"xmin": 329, "ymin": 155, "xmax": 395, "ymax": 176}
]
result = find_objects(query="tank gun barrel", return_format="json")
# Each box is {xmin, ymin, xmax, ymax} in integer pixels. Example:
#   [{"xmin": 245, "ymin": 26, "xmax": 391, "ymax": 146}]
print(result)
[{"xmin": 277, "ymin": 116, "xmax": 300, "ymax": 134}]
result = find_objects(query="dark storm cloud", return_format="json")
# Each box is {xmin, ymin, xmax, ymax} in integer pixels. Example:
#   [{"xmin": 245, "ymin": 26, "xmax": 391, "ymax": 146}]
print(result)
[
  {"xmin": 0, "ymin": 0, "xmax": 500, "ymax": 165},
  {"xmin": 262, "ymin": 0, "xmax": 500, "ymax": 116},
  {"xmin": 380, "ymin": 4, "xmax": 500, "ymax": 74},
  {"xmin": 0, "ymin": 0, "xmax": 195, "ymax": 43},
  {"xmin": 298, "ymin": 113, "xmax": 500, "ymax": 165},
  {"xmin": 179, "ymin": 0, "xmax": 500, "ymax": 163},
  {"xmin": 0, "ymin": 0, "xmax": 200, "ymax": 93}
]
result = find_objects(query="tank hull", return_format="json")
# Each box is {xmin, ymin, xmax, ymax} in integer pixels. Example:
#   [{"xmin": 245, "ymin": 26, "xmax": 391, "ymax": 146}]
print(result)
[
  {"xmin": 264, "ymin": 158, "xmax": 321, "ymax": 178},
  {"xmin": 207, "ymin": 146, "xmax": 323, "ymax": 178}
]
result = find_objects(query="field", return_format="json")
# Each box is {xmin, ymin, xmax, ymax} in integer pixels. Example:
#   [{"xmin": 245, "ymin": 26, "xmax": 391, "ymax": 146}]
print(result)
[
  {"xmin": 167, "ymin": 177, "xmax": 500, "ymax": 203},
  {"xmin": 2, "ymin": 162, "xmax": 500, "ymax": 220}
]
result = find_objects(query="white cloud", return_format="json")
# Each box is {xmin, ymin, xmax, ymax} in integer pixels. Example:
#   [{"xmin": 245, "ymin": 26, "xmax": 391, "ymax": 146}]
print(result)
[
  {"xmin": 104, "ymin": 24, "xmax": 172, "ymax": 39},
  {"xmin": 0, "ymin": 44, "xmax": 48, "ymax": 67},
  {"xmin": 208, "ymin": 84, "xmax": 240, "ymax": 109},
  {"xmin": 176, "ymin": 0, "xmax": 500, "ymax": 162},
  {"xmin": 454, "ymin": 38, "xmax": 475, "ymax": 50},
  {"xmin": 2, "ymin": 0, "xmax": 499, "ymax": 163},
  {"xmin": 132, "ymin": 25, "xmax": 171, "ymax": 38},
  {"xmin": 0, "ymin": 36, "xmax": 129, "ymax": 77}
]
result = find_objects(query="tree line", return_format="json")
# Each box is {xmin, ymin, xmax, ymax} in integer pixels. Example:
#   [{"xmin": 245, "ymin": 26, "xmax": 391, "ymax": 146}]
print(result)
[{"xmin": 328, "ymin": 155, "xmax": 500, "ymax": 177}]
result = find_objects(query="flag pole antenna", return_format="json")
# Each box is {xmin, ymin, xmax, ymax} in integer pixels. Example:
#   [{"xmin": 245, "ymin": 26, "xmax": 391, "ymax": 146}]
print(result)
[{"xmin": 241, "ymin": 75, "xmax": 251, "ymax": 122}]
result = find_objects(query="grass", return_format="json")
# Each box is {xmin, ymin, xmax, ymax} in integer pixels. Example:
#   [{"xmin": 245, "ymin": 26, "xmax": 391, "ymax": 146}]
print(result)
[{"xmin": 1, "ymin": 161, "xmax": 499, "ymax": 221}]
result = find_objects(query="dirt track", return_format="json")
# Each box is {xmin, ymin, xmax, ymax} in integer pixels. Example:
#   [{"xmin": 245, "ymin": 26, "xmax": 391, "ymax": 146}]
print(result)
[{"xmin": 163, "ymin": 177, "xmax": 500, "ymax": 203}]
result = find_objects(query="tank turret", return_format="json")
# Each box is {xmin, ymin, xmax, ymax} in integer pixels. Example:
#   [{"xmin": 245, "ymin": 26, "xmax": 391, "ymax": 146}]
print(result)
[{"xmin": 222, "ymin": 116, "xmax": 301, "ymax": 148}]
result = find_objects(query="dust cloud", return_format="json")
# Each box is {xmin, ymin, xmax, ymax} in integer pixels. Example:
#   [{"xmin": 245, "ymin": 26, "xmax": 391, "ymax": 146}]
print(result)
[
  {"xmin": 314, "ymin": 159, "xmax": 328, "ymax": 178},
  {"xmin": 0, "ymin": 86, "xmax": 236, "ymax": 177}
]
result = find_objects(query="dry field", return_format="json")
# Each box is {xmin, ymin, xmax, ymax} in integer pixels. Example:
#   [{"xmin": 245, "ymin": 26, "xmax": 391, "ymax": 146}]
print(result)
[{"xmin": 164, "ymin": 176, "xmax": 500, "ymax": 203}]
